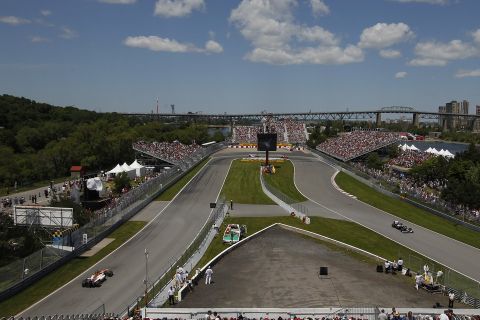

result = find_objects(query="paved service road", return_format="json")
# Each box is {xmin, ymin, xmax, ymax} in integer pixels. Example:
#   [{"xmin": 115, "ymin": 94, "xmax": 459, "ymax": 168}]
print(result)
[
  {"xmin": 292, "ymin": 156, "xmax": 480, "ymax": 282},
  {"xmin": 19, "ymin": 157, "xmax": 232, "ymax": 316}
]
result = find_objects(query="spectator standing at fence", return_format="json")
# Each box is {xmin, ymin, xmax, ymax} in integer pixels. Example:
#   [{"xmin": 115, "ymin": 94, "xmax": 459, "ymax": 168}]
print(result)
[
  {"xmin": 415, "ymin": 273, "xmax": 423, "ymax": 290},
  {"xmin": 168, "ymin": 286, "xmax": 175, "ymax": 305},
  {"xmin": 397, "ymin": 257, "xmax": 403, "ymax": 271},
  {"xmin": 205, "ymin": 266, "xmax": 213, "ymax": 284},
  {"xmin": 448, "ymin": 292, "xmax": 455, "ymax": 308},
  {"xmin": 378, "ymin": 309, "xmax": 387, "ymax": 320}
]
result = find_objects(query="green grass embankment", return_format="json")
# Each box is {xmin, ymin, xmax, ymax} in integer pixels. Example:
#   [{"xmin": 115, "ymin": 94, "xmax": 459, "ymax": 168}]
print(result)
[
  {"xmin": 335, "ymin": 171, "xmax": 480, "ymax": 249},
  {"xmin": 0, "ymin": 221, "xmax": 146, "ymax": 318},
  {"xmin": 263, "ymin": 160, "xmax": 307, "ymax": 203},
  {"xmin": 155, "ymin": 157, "xmax": 210, "ymax": 201},
  {"xmin": 221, "ymin": 160, "xmax": 274, "ymax": 204}
]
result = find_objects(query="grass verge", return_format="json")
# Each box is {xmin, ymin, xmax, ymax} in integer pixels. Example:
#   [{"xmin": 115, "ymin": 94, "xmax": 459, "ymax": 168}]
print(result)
[
  {"xmin": 0, "ymin": 221, "xmax": 146, "ymax": 318},
  {"xmin": 263, "ymin": 160, "xmax": 307, "ymax": 203},
  {"xmin": 221, "ymin": 160, "xmax": 274, "ymax": 205},
  {"xmin": 335, "ymin": 171, "xmax": 480, "ymax": 249},
  {"xmin": 192, "ymin": 216, "xmax": 479, "ymax": 299},
  {"xmin": 155, "ymin": 158, "xmax": 210, "ymax": 201}
]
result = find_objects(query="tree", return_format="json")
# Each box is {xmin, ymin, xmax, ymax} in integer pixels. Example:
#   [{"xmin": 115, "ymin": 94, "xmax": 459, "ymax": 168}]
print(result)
[
  {"xmin": 113, "ymin": 172, "xmax": 131, "ymax": 194},
  {"xmin": 366, "ymin": 152, "xmax": 383, "ymax": 170}
]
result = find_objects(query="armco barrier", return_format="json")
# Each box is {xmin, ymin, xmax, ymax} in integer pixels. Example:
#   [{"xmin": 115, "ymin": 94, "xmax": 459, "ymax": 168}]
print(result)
[{"xmin": 0, "ymin": 143, "xmax": 226, "ymax": 304}]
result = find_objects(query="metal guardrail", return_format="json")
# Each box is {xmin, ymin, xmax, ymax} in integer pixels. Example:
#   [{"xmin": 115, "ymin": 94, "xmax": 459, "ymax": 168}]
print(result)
[
  {"xmin": 120, "ymin": 198, "xmax": 228, "ymax": 317},
  {"xmin": 260, "ymin": 172, "xmax": 308, "ymax": 216},
  {"xmin": 0, "ymin": 143, "xmax": 225, "ymax": 303}
]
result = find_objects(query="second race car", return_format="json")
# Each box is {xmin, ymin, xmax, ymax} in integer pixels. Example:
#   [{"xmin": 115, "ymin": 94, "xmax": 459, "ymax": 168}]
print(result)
[{"xmin": 392, "ymin": 220, "xmax": 413, "ymax": 233}]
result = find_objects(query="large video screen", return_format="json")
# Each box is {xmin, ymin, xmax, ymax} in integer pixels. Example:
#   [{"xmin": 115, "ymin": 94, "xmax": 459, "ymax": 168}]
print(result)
[{"xmin": 257, "ymin": 133, "xmax": 277, "ymax": 151}]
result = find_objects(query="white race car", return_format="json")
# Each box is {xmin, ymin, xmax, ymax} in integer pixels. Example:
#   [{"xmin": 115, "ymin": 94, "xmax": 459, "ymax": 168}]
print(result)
[{"xmin": 82, "ymin": 269, "xmax": 113, "ymax": 287}]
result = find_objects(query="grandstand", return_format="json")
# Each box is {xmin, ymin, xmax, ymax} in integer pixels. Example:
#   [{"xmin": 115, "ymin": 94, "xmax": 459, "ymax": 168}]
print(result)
[
  {"xmin": 316, "ymin": 130, "xmax": 401, "ymax": 161},
  {"xmin": 132, "ymin": 141, "xmax": 202, "ymax": 165},
  {"xmin": 231, "ymin": 119, "xmax": 307, "ymax": 145}
]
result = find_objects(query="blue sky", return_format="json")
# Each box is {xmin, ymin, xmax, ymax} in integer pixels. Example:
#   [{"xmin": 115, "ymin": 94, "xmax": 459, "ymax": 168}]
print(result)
[{"xmin": 1, "ymin": 0, "xmax": 479, "ymax": 114}]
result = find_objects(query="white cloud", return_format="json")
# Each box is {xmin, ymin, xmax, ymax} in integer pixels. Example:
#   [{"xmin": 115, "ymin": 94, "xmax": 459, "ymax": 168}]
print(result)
[
  {"xmin": 379, "ymin": 49, "xmax": 402, "ymax": 59},
  {"xmin": 297, "ymin": 26, "xmax": 338, "ymax": 46},
  {"xmin": 472, "ymin": 29, "xmax": 480, "ymax": 44},
  {"xmin": 59, "ymin": 27, "xmax": 77, "ymax": 39},
  {"xmin": 408, "ymin": 58, "xmax": 447, "ymax": 66},
  {"xmin": 40, "ymin": 10, "xmax": 52, "ymax": 16},
  {"xmin": 359, "ymin": 22, "xmax": 414, "ymax": 49},
  {"xmin": 310, "ymin": 0, "xmax": 330, "ymax": 16},
  {"xmin": 154, "ymin": 0, "xmax": 205, "ymax": 18},
  {"xmin": 455, "ymin": 69, "xmax": 480, "ymax": 78},
  {"xmin": 124, "ymin": 36, "xmax": 191, "ymax": 52},
  {"xmin": 229, "ymin": 0, "xmax": 363, "ymax": 65},
  {"xmin": 31, "ymin": 36, "xmax": 50, "ymax": 43},
  {"xmin": 395, "ymin": 71, "xmax": 407, "ymax": 78},
  {"xmin": 408, "ymin": 40, "xmax": 479, "ymax": 66},
  {"xmin": 98, "ymin": 0, "xmax": 136, "ymax": 4},
  {"xmin": 124, "ymin": 35, "xmax": 223, "ymax": 54},
  {"xmin": 205, "ymin": 40, "xmax": 223, "ymax": 53},
  {"xmin": 392, "ymin": 0, "xmax": 448, "ymax": 4},
  {"xmin": 0, "ymin": 16, "xmax": 31, "ymax": 26}
]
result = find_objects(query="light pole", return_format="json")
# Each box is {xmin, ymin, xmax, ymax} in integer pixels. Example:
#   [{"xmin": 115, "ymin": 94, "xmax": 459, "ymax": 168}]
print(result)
[{"xmin": 144, "ymin": 248, "xmax": 149, "ymax": 317}]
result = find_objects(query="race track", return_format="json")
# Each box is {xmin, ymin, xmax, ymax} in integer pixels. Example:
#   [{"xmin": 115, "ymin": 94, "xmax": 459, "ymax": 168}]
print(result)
[
  {"xmin": 19, "ymin": 157, "xmax": 232, "ymax": 317},
  {"xmin": 17, "ymin": 149, "xmax": 480, "ymax": 316},
  {"xmin": 292, "ymin": 156, "xmax": 480, "ymax": 282}
]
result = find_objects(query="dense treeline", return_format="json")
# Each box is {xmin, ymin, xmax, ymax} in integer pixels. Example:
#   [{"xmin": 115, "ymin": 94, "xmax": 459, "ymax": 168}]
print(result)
[
  {"xmin": 410, "ymin": 143, "xmax": 480, "ymax": 210},
  {"xmin": 0, "ymin": 95, "xmax": 213, "ymax": 189}
]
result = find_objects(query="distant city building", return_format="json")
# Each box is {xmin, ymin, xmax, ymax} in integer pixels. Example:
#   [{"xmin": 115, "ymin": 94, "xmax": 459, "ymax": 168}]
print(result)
[
  {"xmin": 439, "ymin": 100, "xmax": 470, "ymax": 130},
  {"xmin": 474, "ymin": 105, "xmax": 480, "ymax": 132}
]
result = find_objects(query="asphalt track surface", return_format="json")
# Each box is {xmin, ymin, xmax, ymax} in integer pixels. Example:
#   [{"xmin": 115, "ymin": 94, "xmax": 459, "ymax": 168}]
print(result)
[
  {"xmin": 17, "ymin": 150, "xmax": 480, "ymax": 316},
  {"xmin": 291, "ymin": 155, "xmax": 480, "ymax": 282},
  {"xmin": 19, "ymin": 157, "xmax": 231, "ymax": 317}
]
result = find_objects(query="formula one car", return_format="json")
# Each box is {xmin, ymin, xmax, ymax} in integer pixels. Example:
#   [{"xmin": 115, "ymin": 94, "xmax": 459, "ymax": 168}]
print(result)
[
  {"xmin": 81, "ymin": 269, "xmax": 113, "ymax": 287},
  {"xmin": 392, "ymin": 221, "xmax": 413, "ymax": 233}
]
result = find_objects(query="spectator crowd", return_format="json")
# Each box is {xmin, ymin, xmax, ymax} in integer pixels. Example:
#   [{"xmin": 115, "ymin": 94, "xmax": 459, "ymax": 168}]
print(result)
[
  {"xmin": 232, "ymin": 119, "xmax": 307, "ymax": 145},
  {"xmin": 133, "ymin": 141, "xmax": 201, "ymax": 165},
  {"xmin": 316, "ymin": 131, "xmax": 400, "ymax": 161},
  {"xmin": 388, "ymin": 150, "xmax": 434, "ymax": 169}
]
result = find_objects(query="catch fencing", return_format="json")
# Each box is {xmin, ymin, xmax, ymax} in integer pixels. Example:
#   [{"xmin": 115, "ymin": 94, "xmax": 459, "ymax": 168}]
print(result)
[
  {"xmin": 0, "ymin": 143, "xmax": 225, "ymax": 302},
  {"xmin": 120, "ymin": 198, "xmax": 228, "ymax": 317},
  {"xmin": 400, "ymin": 252, "xmax": 480, "ymax": 308}
]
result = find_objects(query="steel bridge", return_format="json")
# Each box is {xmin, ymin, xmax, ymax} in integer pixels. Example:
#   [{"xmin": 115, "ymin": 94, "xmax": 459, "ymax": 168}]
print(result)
[{"xmin": 121, "ymin": 106, "xmax": 480, "ymax": 129}]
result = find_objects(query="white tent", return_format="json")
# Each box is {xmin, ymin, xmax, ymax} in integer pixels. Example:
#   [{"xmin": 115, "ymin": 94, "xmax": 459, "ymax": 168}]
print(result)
[
  {"xmin": 401, "ymin": 144, "xmax": 408, "ymax": 151},
  {"xmin": 107, "ymin": 164, "xmax": 123, "ymax": 175},
  {"xmin": 398, "ymin": 144, "xmax": 403, "ymax": 148},
  {"xmin": 438, "ymin": 149, "xmax": 446, "ymax": 156},
  {"xmin": 410, "ymin": 144, "xmax": 419, "ymax": 151},
  {"xmin": 425, "ymin": 147, "xmax": 433, "ymax": 153},
  {"xmin": 431, "ymin": 148, "xmax": 439, "ymax": 155},
  {"xmin": 130, "ymin": 160, "xmax": 146, "ymax": 177},
  {"xmin": 444, "ymin": 150, "xmax": 455, "ymax": 158},
  {"xmin": 121, "ymin": 162, "xmax": 136, "ymax": 179}
]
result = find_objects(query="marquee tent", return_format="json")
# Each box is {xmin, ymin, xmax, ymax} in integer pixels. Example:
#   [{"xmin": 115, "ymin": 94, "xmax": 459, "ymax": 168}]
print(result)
[
  {"xmin": 107, "ymin": 164, "xmax": 123, "ymax": 175},
  {"xmin": 130, "ymin": 160, "xmax": 146, "ymax": 177},
  {"xmin": 121, "ymin": 162, "xmax": 136, "ymax": 179}
]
